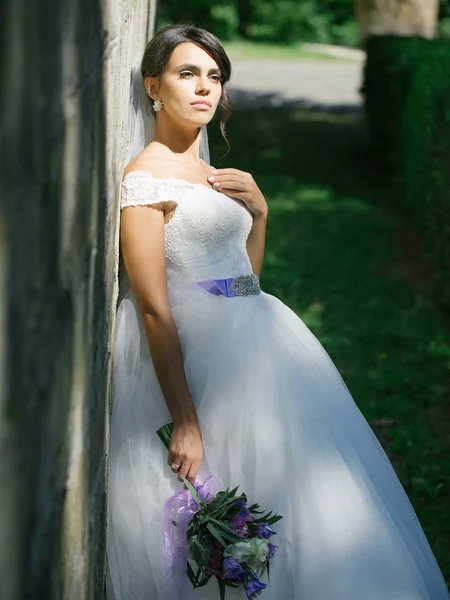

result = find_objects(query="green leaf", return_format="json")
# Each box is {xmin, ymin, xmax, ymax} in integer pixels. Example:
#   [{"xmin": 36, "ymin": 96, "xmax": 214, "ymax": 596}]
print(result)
[
  {"xmin": 220, "ymin": 496, "xmax": 247, "ymax": 512},
  {"xmin": 222, "ymin": 504, "xmax": 243, "ymax": 521},
  {"xmin": 258, "ymin": 561, "xmax": 268, "ymax": 579},
  {"xmin": 189, "ymin": 545, "xmax": 204, "ymax": 569},
  {"xmin": 191, "ymin": 537, "xmax": 210, "ymax": 563},
  {"xmin": 209, "ymin": 518, "xmax": 242, "ymax": 540},
  {"xmin": 208, "ymin": 491, "xmax": 229, "ymax": 512},
  {"xmin": 156, "ymin": 422, "xmax": 173, "ymax": 450},
  {"xmin": 187, "ymin": 562, "xmax": 197, "ymax": 586},
  {"xmin": 224, "ymin": 580, "xmax": 241, "ymax": 589},
  {"xmin": 206, "ymin": 523, "xmax": 228, "ymax": 547},
  {"xmin": 197, "ymin": 512, "xmax": 211, "ymax": 525},
  {"xmin": 228, "ymin": 485, "xmax": 241, "ymax": 497},
  {"xmin": 249, "ymin": 507, "xmax": 264, "ymax": 515},
  {"xmin": 214, "ymin": 495, "xmax": 249, "ymax": 520},
  {"xmin": 213, "ymin": 528, "xmax": 241, "ymax": 544},
  {"xmin": 267, "ymin": 514, "xmax": 283, "ymax": 526},
  {"xmin": 262, "ymin": 511, "xmax": 273, "ymax": 520},
  {"xmin": 182, "ymin": 477, "xmax": 203, "ymax": 505},
  {"xmin": 193, "ymin": 566, "xmax": 204, "ymax": 588},
  {"xmin": 196, "ymin": 572, "xmax": 212, "ymax": 588},
  {"xmin": 192, "ymin": 564, "xmax": 211, "ymax": 589},
  {"xmin": 254, "ymin": 509, "xmax": 281, "ymax": 523},
  {"xmin": 218, "ymin": 579, "xmax": 226, "ymax": 600}
]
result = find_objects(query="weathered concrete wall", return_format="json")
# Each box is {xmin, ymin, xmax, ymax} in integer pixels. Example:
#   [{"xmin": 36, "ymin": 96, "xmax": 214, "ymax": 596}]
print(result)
[
  {"xmin": 0, "ymin": 1, "xmax": 157, "ymax": 598},
  {"xmin": 355, "ymin": 0, "xmax": 439, "ymax": 42}
]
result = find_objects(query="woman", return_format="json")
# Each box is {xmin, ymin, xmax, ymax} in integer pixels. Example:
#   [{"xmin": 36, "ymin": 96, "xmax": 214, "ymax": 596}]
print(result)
[{"xmin": 106, "ymin": 24, "xmax": 450, "ymax": 600}]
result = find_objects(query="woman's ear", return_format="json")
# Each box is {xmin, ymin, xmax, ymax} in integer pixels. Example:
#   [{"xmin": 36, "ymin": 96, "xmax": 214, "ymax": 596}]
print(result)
[{"xmin": 144, "ymin": 76, "xmax": 159, "ymax": 101}]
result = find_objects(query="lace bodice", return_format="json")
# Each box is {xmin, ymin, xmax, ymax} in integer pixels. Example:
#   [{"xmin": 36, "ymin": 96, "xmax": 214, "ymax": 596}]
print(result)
[{"xmin": 120, "ymin": 170, "xmax": 254, "ymax": 282}]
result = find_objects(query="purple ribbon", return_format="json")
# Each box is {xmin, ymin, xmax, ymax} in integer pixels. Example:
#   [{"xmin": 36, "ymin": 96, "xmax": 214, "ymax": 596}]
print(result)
[
  {"xmin": 163, "ymin": 474, "xmax": 223, "ymax": 600},
  {"xmin": 196, "ymin": 277, "xmax": 239, "ymax": 297}
]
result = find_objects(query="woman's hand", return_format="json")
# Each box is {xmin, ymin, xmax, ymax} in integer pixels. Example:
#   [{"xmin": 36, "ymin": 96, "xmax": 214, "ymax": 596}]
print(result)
[
  {"xmin": 167, "ymin": 419, "xmax": 203, "ymax": 484},
  {"xmin": 207, "ymin": 168, "xmax": 268, "ymax": 219}
]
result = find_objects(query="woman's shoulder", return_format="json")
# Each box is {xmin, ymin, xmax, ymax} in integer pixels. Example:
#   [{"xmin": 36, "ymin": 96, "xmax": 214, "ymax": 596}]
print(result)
[
  {"xmin": 123, "ymin": 149, "xmax": 178, "ymax": 181},
  {"xmin": 120, "ymin": 147, "xmax": 184, "ymax": 209},
  {"xmin": 123, "ymin": 143, "xmax": 213, "ymax": 185}
]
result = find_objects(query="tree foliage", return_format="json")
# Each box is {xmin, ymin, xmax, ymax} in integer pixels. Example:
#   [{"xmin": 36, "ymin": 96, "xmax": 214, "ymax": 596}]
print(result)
[
  {"xmin": 158, "ymin": 0, "xmax": 358, "ymax": 46},
  {"xmin": 158, "ymin": 1, "xmax": 450, "ymax": 46},
  {"xmin": 440, "ymin": 0, "xmax": 450, "ymax": 19}
]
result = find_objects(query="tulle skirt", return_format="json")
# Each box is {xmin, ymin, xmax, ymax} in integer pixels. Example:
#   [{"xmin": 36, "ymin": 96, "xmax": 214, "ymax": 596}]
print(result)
[{"xmin": 106, "ymin": 270, "xmax": 450, "ymax": 600}]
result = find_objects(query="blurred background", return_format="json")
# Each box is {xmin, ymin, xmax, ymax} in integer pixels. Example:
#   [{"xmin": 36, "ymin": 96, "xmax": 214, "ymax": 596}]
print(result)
[{"xmin": 157, "ymin": 0, "xmax": 450, "ymax": 47}]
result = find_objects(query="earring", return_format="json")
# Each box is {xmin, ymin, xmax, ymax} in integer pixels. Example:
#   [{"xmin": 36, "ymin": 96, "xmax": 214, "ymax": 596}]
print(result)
[{"xmin": 153, "ymin": 98, "xmax": 163, "ymax": 112}]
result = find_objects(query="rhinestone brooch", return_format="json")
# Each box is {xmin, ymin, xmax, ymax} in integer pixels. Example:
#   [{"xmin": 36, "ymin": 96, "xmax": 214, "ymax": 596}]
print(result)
[{"xmin": 230, "ymin": 274, "xmax": 261, "ymax": 296}]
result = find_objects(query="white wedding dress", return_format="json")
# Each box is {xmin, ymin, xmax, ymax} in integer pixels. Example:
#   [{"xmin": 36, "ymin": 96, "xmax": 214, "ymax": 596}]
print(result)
[{"xmin": 107, "ymin": 170, "xmax": 450, "ymax": 600}]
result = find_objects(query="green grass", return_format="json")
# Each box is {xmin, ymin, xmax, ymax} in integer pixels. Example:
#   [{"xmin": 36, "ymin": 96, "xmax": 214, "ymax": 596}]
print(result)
[
  {"xmin": 223, "ymin": 39, "xmax": 342, "ymax": 61},
  {"xmin": 209, "ymin": 107, "xmax": 450, "ymax": 586}
]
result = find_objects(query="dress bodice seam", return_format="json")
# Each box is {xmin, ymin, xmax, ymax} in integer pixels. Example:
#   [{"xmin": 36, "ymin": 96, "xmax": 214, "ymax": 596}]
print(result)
[{"xmin": 122, "ymin": 169, "xmax": 217, "ymax": 193}]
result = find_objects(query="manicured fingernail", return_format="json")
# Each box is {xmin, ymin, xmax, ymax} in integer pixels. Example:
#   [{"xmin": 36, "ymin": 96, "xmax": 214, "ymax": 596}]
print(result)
[
  {"xmin": 207, "ymin": 176, "xmax": 215, "ymax": 182},
  {"xmin": 211, "ymin": 168, "xmax": 218, "ymax": 173},
  {"xmin": 213, "ymin": 182, "xmax": 220, "ymax": 187}
]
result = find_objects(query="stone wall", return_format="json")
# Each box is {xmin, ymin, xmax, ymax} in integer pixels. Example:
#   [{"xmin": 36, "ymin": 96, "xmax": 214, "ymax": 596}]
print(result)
[
  {"xmin": 0, "ymin": 1, "xmax": 157, "ymax": 598},
  {"xmin": 355, "ymin": 0, "xmax": 439, "ymax": 43}
]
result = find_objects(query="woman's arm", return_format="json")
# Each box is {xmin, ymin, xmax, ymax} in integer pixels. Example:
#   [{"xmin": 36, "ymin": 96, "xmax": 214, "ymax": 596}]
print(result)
[
  {"xmin": 120, "ymin": 202, "xmax": 202, "ymax": 484},
  {"xmin": 246, "ymin": 213, "xmax": 268, "ymax": 276}
]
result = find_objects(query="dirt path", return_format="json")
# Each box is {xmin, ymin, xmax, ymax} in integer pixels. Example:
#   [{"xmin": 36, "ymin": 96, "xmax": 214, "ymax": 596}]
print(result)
[{"xmin": 229, "ymin": 59, "xmax": 363, "ymax": 110}]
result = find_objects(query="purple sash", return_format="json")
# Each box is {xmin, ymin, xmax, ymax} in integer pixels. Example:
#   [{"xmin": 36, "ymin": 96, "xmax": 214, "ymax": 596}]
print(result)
[
  {"xmin": 196, "ymin": 277, "xmax": 239, "ymax": 297},
  {"xmin": 196, "ymin": 274, "xmax": 261, "ymax": 298}
]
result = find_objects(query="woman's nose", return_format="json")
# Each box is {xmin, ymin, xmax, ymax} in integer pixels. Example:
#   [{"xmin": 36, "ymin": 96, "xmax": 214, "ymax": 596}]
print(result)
[{"xmin": 196, "ymin": 75, "xmax": 211, "ymax": 94}]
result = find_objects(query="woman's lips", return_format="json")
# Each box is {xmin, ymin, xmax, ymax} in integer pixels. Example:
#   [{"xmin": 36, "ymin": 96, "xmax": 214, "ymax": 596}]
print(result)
[{"xmin": 191, "ymin": 101, "xmax": 211, "ymax": 110}]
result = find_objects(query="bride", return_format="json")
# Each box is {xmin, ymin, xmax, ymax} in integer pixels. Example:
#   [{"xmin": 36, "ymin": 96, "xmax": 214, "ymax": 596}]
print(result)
[{"xmin": 106, "ymin": 23, "xmax": 449, "ymax": 600}]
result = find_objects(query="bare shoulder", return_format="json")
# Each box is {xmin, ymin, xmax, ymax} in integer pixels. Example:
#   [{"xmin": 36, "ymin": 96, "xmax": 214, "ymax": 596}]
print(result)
[
  {"xmin": 123, "ymin": 143, "xmax": 214, "ymax": 186},
  {"xmin": 123, "ymin": 143, "xmax": 184, "ymax": 181}
]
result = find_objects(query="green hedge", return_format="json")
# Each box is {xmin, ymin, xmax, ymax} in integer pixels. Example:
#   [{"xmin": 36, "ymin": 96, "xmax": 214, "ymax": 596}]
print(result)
[
  {"xmin": 362, "ymin": 36, "xmax": 429, "ymax": 175},
  {"xmin": 364, "ymin": 36, "xmax": 450, "ymax": 311},
  {"xmin": 402, "ymin": 42, "xmax": 450, "ymax": 310}
]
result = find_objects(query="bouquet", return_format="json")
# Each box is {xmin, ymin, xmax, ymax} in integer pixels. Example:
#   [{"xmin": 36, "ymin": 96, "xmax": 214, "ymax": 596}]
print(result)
[{"xmin": 157, "ymin": 423, "xmax": 282, "ymax": 600}]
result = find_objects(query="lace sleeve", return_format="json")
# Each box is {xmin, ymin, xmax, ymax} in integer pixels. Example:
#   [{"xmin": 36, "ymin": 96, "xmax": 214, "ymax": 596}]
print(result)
[{"xmin": 120, "ymin": 170, "xmax": 175, "ymax": 210}]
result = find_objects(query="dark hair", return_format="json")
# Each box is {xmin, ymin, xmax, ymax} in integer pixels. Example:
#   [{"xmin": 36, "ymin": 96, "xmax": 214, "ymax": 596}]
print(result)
[{"xmin": 141, "ymin": 24, "xmax": 232, "ymax": 153}]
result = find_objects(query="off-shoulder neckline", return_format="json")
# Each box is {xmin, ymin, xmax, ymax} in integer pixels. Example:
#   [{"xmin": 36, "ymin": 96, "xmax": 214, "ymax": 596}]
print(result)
[{"xmin": 122, "ymin": 169, "xmax": 215, "ymax": 192}]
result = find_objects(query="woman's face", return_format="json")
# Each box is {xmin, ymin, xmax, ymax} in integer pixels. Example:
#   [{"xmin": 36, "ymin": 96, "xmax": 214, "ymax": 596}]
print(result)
[{"xmin": 146, "ymin": 42, "xmax": 223, "ymax": 127}]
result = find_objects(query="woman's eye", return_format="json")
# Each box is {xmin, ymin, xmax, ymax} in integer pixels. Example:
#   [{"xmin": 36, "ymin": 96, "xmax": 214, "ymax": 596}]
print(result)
[{"xmin": 179, "ymin": 72, "xmax": 221, "ymax": 82}]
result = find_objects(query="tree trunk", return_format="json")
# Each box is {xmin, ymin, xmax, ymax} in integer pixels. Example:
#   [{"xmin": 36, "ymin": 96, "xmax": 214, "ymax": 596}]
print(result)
[
  {"xmin": 237, "ymin": 0, "xmax": 253, "ymax": 39},
  {"xmin": 355, "ymin": 0, "xmax": 440, "ymax": 44}
]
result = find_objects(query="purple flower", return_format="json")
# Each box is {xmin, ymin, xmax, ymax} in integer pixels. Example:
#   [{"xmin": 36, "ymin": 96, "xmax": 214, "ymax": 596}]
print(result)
[
  {"xmin": 210, "ymin": 538, "xmax": 222, "ymax": 552},
  {"xmin": 231, "ymin": 515, "xmax": 249, "ymax": 538},
  {"xmin": 234, "ymin": 499, "xmax": 251, "ymax": 520},
  {"xmin": 266, "ymin": 543, "xmax": 278, "ymax": 561},
  {"xmin": 255, "ymin": 523, "xmax": 275, "ymax": 539},
  {"xmin": 206, "ymin": 552, "xmax": 224, "ymax": 578},
  {"xmin": 223, "ymin": 557, "xmax": 246, "ymax": 583},
  {"xmin": 245, "ymin": 573, "xmax": 267, "ymax": 598}
]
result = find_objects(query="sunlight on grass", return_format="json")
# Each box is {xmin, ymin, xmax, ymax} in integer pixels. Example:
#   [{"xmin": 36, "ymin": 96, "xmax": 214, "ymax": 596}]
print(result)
[
  {"xmin": 289, "ymin": 110, "xmax": 359, "ymax": 125},
  {"xmin": 300, "ymin": 300, "xmax": 326, "ymax": 331},
  {"xmin": 210, "ymin": 106, "xmax": 450, "ymax": 584},
  {"xmin": 269, "ymin": 184, "xmax": 374, "ymax": 212},
  {"xmin": 223, "ymin": 40, "xmax": 340, "ymax": 61}
]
